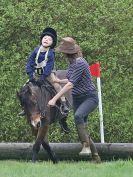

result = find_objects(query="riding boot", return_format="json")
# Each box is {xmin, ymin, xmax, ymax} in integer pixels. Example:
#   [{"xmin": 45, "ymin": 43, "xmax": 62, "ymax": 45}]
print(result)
[
  {"xmin": 91, "ymin": 153, "xmax": 101, "ymax": 163},
  {"xmin": 84, "ymin": 124, "xmax": 101, "ymax": 163},
  {"xmin": 60, "ymin": 100, "xmax": 69, "ymax": 114},
  {"xmin": 89, "ymin": 138, "xmax": 101, "ymax": 163},
  {"xmin": 18, "ymin": 110, "xmax": 25, "ymax": 116},
  {"xmin": 77, "ymin": 124, "xmax": 91, "ymax": 156},
  {"xmin": 60, "ymin": 116, "xmax": 70, "ymax": 134}
]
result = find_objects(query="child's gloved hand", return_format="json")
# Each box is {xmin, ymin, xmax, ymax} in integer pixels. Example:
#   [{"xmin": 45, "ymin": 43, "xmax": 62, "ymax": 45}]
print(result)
[
  {"xmin": 36, "ymin": 78, "xmax": 45, "ymax": 87},
  {"xmin": 29, "ymin": 78, "xmax": 36, "ymax": 84}
]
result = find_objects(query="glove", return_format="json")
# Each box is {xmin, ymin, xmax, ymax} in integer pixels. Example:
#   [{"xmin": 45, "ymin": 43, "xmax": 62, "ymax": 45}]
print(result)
[
  {"xmin": 36, "ymin": 78, "xmax": 45, "ymax": 87},
  {"xmin": 29, "ymin": 78, "xmax": 36, "ymax": 84}
]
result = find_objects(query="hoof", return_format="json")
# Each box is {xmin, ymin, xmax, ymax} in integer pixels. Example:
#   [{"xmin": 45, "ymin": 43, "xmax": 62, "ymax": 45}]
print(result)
[{"xmin": 91, "ymin": 155, "xmax": 101, "ymax": 163}]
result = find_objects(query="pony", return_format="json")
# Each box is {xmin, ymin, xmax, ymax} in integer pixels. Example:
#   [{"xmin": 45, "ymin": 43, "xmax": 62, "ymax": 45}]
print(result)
[{"xmin": 17, "ymin": 70, "xmax": 72, "ymax": 163}]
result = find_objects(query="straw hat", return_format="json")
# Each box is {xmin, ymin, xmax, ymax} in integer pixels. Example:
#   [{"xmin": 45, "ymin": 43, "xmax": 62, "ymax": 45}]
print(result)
[{"xmin": 56, "ymin": 37, "xmax": 80, "ymax": 54}]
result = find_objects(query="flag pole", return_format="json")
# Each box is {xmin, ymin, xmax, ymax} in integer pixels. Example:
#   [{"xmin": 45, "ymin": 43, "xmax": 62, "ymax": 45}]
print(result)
[
  {"xmin": 97, "ymin": 77, "xmax": 104, "ymax": 143},
  {"xmin": 90, "ymin": 62, "xmax": 105, "ymax": 143}
]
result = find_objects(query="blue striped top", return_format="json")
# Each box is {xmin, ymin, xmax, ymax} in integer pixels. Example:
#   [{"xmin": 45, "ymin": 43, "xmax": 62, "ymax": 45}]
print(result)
[{"xmin": 66, "ymin": 58, "xmax": 96, "ymax": 95}]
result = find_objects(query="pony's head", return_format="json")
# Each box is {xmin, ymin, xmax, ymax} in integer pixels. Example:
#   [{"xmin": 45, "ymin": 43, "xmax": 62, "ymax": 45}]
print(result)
[{"xmin": 17, "ymin": 82, "xmax": 50, "ymax": 128}]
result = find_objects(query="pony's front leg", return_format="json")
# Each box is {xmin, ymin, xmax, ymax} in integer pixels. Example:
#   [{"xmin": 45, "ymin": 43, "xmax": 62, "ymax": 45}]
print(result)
[
  {"xmin": 32, "ymin": 140, "xmax": 41, "ymax": 163},
  {"xmin": 42, "ymin": 140, "xmax": 58, "ymax": 164}
]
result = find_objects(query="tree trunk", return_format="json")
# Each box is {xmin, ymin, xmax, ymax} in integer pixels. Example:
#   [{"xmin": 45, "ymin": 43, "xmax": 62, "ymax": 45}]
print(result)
[{"xmin": 0, "ymin": 143, "xmax": 132, "ymax": 161}]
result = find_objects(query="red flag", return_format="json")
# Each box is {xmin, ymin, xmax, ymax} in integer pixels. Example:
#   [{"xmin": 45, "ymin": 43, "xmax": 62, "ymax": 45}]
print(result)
[{"xmin": 90, "ymin": 63, "xmax": 100, "ymax": 77}]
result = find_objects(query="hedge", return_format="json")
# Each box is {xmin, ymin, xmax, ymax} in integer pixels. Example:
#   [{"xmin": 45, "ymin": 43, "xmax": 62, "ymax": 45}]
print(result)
[{"xmin": 0, "ymin": 0, "xmax": 133, "ymax": 143}]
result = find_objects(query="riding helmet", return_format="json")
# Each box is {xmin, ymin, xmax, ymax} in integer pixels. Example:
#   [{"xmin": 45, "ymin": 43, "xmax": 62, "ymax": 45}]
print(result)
[{"xmin": 40, "ymin": 27, "xmax": 57, "ymax": 48}]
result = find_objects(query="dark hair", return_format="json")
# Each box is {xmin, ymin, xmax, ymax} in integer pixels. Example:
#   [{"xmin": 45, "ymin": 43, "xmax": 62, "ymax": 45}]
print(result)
[{"xmin": 65, "ymin": 49, "xmax": 82, "ymax": 59}]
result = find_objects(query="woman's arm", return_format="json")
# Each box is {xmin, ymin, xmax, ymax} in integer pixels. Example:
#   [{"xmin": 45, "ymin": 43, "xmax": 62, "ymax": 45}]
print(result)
[
  {"xmin": 54, "ymin": 78, "xmax": 69, "ymax": 84},
  {"xmin": 48, "ymin": 81, "xmax": 73, "ymax": 106}
]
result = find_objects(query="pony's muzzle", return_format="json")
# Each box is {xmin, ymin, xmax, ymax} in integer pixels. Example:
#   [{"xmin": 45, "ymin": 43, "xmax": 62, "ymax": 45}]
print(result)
[
  {"xmin": 31, "ymin": 120, "xmax": 41, "ymax": 128},
  {"xmin": 31, "ymin": 114, "xmax": 41, "ymax": 128}
]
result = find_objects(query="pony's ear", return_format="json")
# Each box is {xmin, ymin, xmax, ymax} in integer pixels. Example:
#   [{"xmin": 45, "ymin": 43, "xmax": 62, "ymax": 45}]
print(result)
[{"xmin": 26, "ymin": 84, "xmax": 32, "ymax": 95}]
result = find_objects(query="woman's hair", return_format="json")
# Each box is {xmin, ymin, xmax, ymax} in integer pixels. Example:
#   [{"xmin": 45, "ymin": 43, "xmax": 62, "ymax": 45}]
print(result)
[{"xmin": 65, "ymin": 48, "xmax": 83, "ymax": 59}]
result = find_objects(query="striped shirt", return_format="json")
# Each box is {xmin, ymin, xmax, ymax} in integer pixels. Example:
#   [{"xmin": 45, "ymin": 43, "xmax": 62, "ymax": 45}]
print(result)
[{"xmin": 66, "ymin": 58, "xmax": 96, "ymax": 95}]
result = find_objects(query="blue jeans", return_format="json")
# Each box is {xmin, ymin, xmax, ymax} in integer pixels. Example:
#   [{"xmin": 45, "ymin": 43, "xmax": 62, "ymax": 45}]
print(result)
[{"xmin": 73, "ymin": 91, "xmax": 99, "ymax": 125}]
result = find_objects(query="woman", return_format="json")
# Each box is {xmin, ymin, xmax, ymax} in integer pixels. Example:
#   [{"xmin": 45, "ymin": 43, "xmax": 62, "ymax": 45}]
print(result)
[{"xmin": 48, "ymin": 37, "xmax": 101, "ymax": 162}]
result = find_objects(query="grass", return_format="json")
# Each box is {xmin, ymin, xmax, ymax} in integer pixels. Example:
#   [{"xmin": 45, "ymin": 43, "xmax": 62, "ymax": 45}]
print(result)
[{"xmin": 0, "ymin": 160, "xmax": 133, "ymax": 177}]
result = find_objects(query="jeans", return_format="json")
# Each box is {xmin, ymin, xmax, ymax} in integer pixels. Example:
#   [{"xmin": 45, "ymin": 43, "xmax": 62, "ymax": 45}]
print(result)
[{"xmin": 73, "ymin": 91, "xmax": 99, "ymax": 125}]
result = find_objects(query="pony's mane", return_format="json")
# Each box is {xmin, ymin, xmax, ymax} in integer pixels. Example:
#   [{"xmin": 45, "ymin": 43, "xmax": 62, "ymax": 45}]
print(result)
[
  {"xmin": 18, "ymin": 84, "xmax": 32, "ymax": 106},
  {"xmin": 18, "ymin": 81, "xmax": 56, "ymax": 107}
]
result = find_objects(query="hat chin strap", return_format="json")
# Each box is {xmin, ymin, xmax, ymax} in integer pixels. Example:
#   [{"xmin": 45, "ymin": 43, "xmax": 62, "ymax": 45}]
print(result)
[{"xmin": 41, "ymin": 44, "xmax": 50, "ymax": 50}]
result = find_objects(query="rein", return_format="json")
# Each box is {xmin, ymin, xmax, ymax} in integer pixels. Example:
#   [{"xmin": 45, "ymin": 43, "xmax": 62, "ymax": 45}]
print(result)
[
  {"xmin": 35, "ymin": 81, "xmax": 59, "ymax": 124},
  {"xmin": 40, "ymin": 82, "xmax": 61, "ymax": 120},
  {"xmin": 39, "ymin": 86, "xmax": 47, "ymax": 119}
]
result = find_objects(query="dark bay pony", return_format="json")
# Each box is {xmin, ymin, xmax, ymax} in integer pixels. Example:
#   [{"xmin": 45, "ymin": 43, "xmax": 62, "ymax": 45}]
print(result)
[{"xmin": 17, "ymin": 70, "xmax": 72, "ymax": 163}]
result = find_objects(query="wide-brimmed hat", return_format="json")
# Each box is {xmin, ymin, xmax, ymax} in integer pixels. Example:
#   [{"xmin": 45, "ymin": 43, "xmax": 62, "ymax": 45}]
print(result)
[
  {"xmin": 56, "ymin": 37, "xmax": 80, "ymax": 54},
  {"xmin": 40, "ymin": 27, "xmax": 57, "ymax": 48}
]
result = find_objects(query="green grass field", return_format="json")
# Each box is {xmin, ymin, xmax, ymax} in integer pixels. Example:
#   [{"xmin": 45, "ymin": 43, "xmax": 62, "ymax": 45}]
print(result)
[{"xmin": 0, "ymin": 160, "xmax": 132, "ymax": 177}]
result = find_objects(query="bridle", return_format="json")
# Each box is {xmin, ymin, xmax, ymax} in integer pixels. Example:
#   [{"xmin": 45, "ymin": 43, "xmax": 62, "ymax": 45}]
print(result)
[
  {"xmin": 29, "ymin": 84, "xmax": 48, "ymax": 127},
  {"xmin": 25, "ymin": 81, "xmax": 62, "ymax": 128}
]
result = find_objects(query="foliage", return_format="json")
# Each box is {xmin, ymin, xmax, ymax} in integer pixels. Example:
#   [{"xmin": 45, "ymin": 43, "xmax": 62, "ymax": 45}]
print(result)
[{"xmin": 0, "ymin": 0, "xmax": 133, "ymax": 143}]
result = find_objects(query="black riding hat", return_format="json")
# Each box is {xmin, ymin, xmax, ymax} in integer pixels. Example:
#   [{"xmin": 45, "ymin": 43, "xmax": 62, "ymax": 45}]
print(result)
[{"xmin": 40, "ymin": 27, "xmax": 57, "ymax": 48}]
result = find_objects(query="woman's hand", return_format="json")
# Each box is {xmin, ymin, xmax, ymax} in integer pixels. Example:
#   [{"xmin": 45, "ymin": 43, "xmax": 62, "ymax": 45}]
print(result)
[
  {"xmin": 48, "ymin": 98, "xmax": 56, "ymax": 107},
  {"xmin": 53, "ymin": 78, "xmax": 60, "ymax": 83},
  {"xmin": 53, "ymin": 78, "xmax": 69, "ymax": 84}
]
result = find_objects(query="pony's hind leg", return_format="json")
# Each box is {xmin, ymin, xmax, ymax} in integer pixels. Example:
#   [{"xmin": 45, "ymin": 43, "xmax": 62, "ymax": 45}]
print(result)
[{"xmin": 42, "ymin": 140, "xmax": 58, "ymax": 164}]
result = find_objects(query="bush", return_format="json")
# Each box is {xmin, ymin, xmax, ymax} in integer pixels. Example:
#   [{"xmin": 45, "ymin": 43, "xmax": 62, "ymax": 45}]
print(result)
[{"xmin": 0, "ymin": 0, "xmax": 133, "ymax": 143}]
